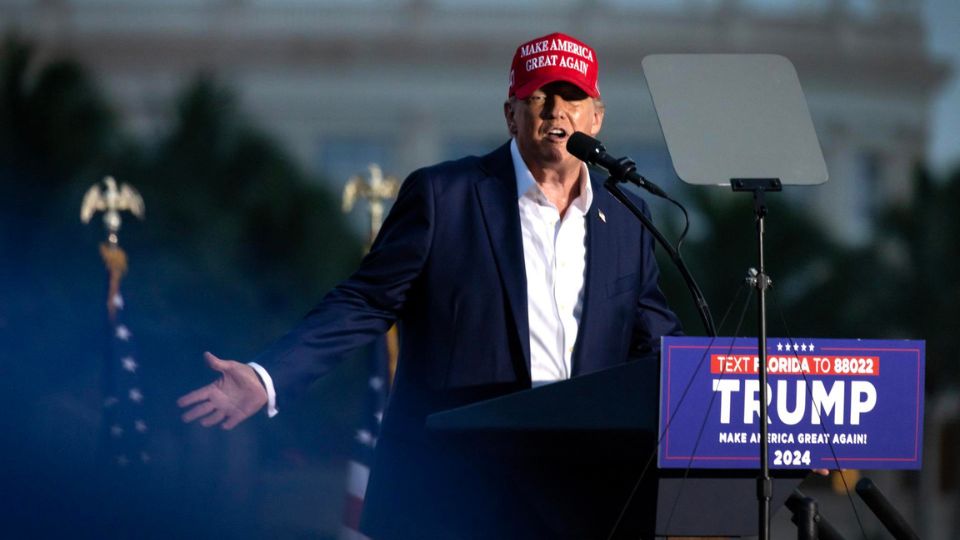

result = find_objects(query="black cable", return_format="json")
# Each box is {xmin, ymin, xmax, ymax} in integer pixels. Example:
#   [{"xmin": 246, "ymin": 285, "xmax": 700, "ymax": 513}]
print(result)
[
  {"xmin": 604, "ymin": 181, "xmax": 716, "ymax": 337},
  {"xmin": 567, "ymin": 130, "xmax": 714, "ymax": 336},
  {"xmin": 665, "ymin": 193, "xmax": 691, "ymax": 255}
]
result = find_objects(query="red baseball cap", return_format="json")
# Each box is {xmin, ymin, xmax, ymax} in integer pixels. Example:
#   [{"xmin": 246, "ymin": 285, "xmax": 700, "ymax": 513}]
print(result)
[{"xmin": 508, "ymin": 32, "xmax": 600, "ymax": 100}]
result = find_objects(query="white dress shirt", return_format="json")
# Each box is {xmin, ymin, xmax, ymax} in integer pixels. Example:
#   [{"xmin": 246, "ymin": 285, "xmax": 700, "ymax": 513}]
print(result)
[
  {"xmin": 511, "ymin": 139, "xmax": 592, "ymax": 384},
  {"xmin": 251, "ymin": 139, "xmax": 594, "ymax": 414}
]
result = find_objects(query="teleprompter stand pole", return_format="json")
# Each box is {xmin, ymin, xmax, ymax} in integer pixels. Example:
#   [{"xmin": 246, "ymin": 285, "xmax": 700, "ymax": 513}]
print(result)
[{"xmin": 731, "ymin": 177, "xmax": 782, "ymax": 540}]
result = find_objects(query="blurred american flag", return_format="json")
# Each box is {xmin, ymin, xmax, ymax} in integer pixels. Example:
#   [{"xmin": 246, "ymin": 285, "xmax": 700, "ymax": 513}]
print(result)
[
  {"xmin": 340, "ymin": 333, "xmax": 392, "ymax": 540},
  {"xmin": 100, "ymin": 287, "xmax": 150, "ymax": 471}
]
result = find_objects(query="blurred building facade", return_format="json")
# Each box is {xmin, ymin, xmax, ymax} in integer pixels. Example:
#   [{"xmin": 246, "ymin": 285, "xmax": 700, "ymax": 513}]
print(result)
[
  {"xmin": 3, "ymin": 0, "xmax": 955, "ymax": 538},
  {"xmin": 6, "ymin": 0, "xmax": 948, "ymax": 245}
]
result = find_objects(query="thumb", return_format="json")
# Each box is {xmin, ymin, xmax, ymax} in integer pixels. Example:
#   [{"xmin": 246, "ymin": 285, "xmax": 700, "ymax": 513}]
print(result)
[{"xmin": 204, "ymin": 351, "xmax": 229, "ymax": 372}]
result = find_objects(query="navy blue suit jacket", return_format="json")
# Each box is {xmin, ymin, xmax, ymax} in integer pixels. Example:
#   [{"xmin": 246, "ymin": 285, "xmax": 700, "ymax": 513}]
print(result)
[{"xmin": 255, "ymin": 141, "xmax": 681, "ymax": 537}]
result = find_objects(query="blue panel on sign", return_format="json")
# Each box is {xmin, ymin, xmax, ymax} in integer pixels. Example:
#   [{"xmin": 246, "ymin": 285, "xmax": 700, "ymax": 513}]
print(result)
[{"xmin": 658, "ymin": 337, "xmax": 924, "ymax": 470}]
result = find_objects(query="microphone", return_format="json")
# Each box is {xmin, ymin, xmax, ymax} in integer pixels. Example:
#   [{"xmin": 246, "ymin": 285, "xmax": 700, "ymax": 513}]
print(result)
[{"xmin": 566, "ymin": 132, "xmax": 668, "ymax": 198}]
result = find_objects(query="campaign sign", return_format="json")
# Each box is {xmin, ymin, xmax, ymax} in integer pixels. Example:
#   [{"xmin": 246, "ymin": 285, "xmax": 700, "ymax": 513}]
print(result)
[{"xmin": 659, "ymin": 336, "xmax": 924, "ymax": 470}]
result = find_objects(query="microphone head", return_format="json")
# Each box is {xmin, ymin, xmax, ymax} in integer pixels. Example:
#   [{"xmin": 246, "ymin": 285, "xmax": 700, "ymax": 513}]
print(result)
[{"xmin": 566, "ymin": 132, "xmax": 605, "ymax": 164}]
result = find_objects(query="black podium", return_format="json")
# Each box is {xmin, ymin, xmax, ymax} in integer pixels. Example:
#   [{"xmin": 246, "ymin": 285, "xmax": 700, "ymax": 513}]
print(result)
[{"xmin": 426, "ymin": 361, "xmax": 806, "ymax": 538}]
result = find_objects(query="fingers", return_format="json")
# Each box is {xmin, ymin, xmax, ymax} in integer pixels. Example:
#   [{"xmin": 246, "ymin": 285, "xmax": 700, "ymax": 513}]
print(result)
[
  {"xmin": 181, "ymin": 400, "xmax": 216, "ymax": 423},
  {"xmin": 179, "ymin": 351, "xmax": 258, "ymax": 430},
  {"xmin": 200, "ymin": 410, "xmax": 227, "ymax": 428},
  {"xmin": 177, "ymin": 385, "xmax": 212, "ymax": 408},
  {"xmin": 221, "ymin": 413, "xmax": 246, "ymax": 431},
  {"xmin": 177, "ymin": 352, "xmax": 230, "ymax": 408},
  {"xmin": 812, "ymin": 468, "xmax": 830, "ymax": 476}
]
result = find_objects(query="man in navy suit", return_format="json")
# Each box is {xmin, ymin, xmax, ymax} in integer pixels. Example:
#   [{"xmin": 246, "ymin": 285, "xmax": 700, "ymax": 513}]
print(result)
[{"xmin": 179, "ymin": 32, "xmax": 682, "ymax": 538}]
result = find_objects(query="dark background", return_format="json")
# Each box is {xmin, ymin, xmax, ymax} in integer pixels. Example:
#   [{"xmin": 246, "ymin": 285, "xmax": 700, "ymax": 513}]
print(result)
[{"xmin": 1, "ymin": 36, "xmax": 958, "ymax": 538}]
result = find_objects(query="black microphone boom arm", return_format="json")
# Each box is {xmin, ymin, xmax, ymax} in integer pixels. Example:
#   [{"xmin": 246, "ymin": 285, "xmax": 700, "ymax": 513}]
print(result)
[
  {"xmin": 566, "ymin": 132, "xmax": 716, "ymax": 336},
  {"xmin": 602, "ymin": 179, "xmax": 716, "ymax": 337}
]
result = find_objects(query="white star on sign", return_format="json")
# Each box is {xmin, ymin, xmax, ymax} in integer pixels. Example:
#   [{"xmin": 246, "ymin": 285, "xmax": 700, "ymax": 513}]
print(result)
[
  {"xmin": 121, "ymin": 356, "xmax": 138, "ymax": 373},
  {"xmin": 104, "ymin": 397, "xmax": 119, "ymax": 408},
  {"xmin": 112, "ymin": 293, "xmax": 125, "ymax": 310},
  {"xmin": 128, "ymin": 388, "xmax": 143, "ymax": 403},
  {"xmin": 777, "ymin": 342, "xmax": 783, "ymax": 351},
  {"xmin": 115, "ymin": 325, "xmax": 131, "ymax": 341},
  {"xmin": 808, "ymin": 343, "xmax": 815, "ymax": 352},
  {"xmin": 793, "ymin": 343, "xmax": 801, "ymax": 352},
  {"xmin": 134, "ymin": 419, "xmax": 148, "ymax": 433},
  {"xmin": 801, "ymin": 343, "xmax": 808, "ymax": 352},
  {"xmin": 111, "ymin": 425, "xmax": 124, "ymax": 438}
]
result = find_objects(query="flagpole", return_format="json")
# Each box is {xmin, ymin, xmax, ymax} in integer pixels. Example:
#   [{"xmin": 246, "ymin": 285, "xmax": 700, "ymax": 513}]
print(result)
[
  {"xmin": 82, "ymin": 176, "xmax": 150, "ymax": 473},
  {"xmin": 343, "ymin": 164, "xmax": 401, "ymax": 250},
  {"xmin": 81, "ymin": 175, "xmax": 145, "ymax": 316},
  {"xmin": 343, "ymin": 163, "xmax": 402, "ymax": 383},
  {"xmin": 339, "ymin": 164, "xmax": 401, "ymax": 540}
]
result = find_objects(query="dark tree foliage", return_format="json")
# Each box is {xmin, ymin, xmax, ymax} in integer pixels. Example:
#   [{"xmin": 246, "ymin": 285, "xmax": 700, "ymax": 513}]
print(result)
[
  {"xmin": 869, "ymin": 166, "xmax": 960, "ymax": 389},
  {"xmin": 655, "ymin": 168, "xmax": 960, "ymax": 394},
  {"xmin": 655, "ymin": 187, "xmax": 842, "ymax": 339},
  {"xmin": 0, "ymin": 37, "xmax": 364, "ymax": 538}
]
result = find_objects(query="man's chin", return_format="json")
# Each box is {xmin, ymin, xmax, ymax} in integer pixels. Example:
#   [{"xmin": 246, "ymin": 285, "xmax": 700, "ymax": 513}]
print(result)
[
  {"xmin": 519, "ymin": 142, "xmax": 579, "ymax": 172},
  {"xmin": 535, "ymin": 145, "xmax": 573, "ymax": 166}
]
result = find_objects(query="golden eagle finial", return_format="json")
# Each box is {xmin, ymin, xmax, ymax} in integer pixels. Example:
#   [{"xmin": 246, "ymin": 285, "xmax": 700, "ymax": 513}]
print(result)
[
  {"xmin": 342, "ymin": 164, "xmax": 401, "ymax": 247},
  {"xmin": 81, "ymin": 176, "xmax": 145, "ymax": 245}
]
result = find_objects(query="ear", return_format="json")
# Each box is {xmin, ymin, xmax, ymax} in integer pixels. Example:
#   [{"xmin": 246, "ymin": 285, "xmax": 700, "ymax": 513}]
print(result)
[
  {"xmin": 503, "ymin": 100, "xmax": 518, "ymax": 136},
  {"xmin": 588, "ymin": 100, "xmax": 605, "ymax": 137}
]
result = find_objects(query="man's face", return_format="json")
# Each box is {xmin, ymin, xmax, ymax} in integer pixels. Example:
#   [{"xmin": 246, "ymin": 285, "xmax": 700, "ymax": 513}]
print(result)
[{"xmin": 504, "ymin": 81, "xmax": 604, "ymax": 171}]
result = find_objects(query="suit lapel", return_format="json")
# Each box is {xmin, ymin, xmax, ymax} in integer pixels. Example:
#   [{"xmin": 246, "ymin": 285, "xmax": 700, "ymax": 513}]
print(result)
[
  {"xmin": 476, "ymin": 144, "xmax": 531, "ymax": 374},
  {"xmin": 572, "ymin": 182, "xmax": 614, "ymax": 376}
]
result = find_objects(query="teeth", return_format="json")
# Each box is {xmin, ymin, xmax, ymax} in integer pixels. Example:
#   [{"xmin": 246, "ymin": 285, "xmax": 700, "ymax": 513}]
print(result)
[{"xmin": 549, "ymin": 129, "xmax": 565, "ymax": 136}]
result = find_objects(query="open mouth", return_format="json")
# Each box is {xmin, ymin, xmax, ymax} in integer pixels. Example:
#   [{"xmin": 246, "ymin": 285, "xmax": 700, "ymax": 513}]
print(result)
[{"xmin": 545, "ymin": 127, "xmax": 568, "ymax": 141}]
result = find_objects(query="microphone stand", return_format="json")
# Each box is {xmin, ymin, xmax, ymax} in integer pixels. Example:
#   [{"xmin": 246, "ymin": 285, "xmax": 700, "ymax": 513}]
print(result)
[
  {"xmin": 603, "ymin": 176, "xmax": 717, "ymax": 338},
  {"xmin": 569, "ymin": 131, "xmax": 714, "ymax": 336},
  {"xmin": 731, "ymin": 177, "xmax": 782, "ymax": 540},
  {"xmin": 610, "ymin": 170, "xmax": 783, "ymax": 539}
]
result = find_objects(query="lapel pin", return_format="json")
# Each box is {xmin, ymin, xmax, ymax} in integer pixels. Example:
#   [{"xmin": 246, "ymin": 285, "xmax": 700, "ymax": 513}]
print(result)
[{"xmin": 598, "ymin": 209, "xmax": 606, "ymax": 223}]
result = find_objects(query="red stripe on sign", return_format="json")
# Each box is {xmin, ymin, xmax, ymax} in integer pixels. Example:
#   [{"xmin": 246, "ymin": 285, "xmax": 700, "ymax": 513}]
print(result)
[{"xmin": 710, "ymin": 355, "xmax": 880, "ymax": 376}]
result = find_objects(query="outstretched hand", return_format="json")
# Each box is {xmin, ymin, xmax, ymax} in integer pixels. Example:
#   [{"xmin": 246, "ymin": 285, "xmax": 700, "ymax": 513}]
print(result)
[{"xmin": 177, "ymin": 352, "xmax": 268, "ymax": 430}]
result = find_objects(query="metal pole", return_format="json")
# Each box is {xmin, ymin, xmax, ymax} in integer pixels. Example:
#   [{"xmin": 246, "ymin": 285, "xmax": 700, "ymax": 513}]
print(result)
[
  {"xmin": 731, "ymin": 178, "xmax": 781, "ymax": 540},
  {"xmin": 755, "ymin": 191, "xmax": 772, "ymax": 540}
]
